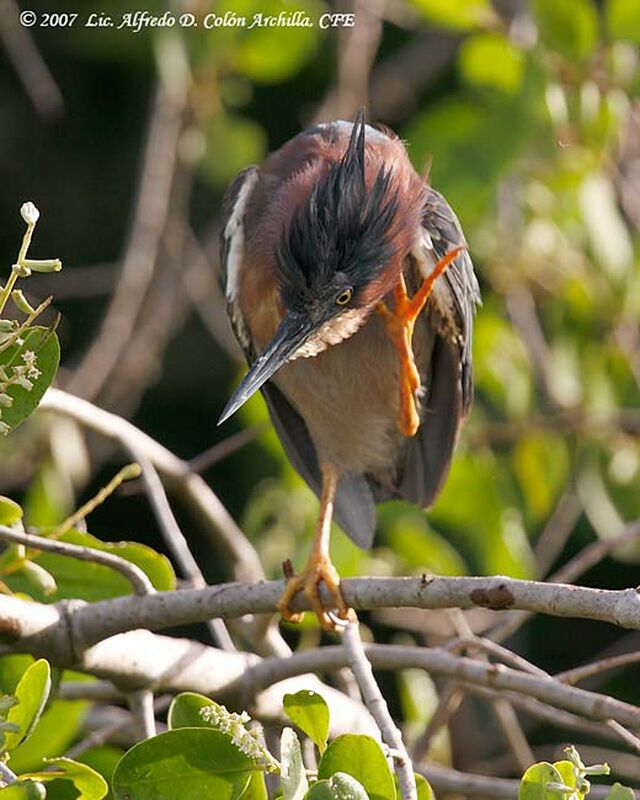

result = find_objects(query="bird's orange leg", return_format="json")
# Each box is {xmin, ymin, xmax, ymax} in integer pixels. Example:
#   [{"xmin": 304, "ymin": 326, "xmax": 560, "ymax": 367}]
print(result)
[
  {"xmin": 277, "ymin": 463, "xmax": 353, "ymax": 632},
  {"xmin": 377, "ymin": 246, "xmax": 465, "ymax": 437}
]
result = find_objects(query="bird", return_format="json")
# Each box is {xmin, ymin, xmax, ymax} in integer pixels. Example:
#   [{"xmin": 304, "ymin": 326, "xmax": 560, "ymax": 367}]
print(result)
[{"xmin": 218, "ymin": 111, "xmax": 480, "ymax": 631}]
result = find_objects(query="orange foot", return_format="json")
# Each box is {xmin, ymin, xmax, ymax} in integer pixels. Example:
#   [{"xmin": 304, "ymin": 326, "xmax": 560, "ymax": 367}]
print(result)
[
  {"xmin": 377, "ymin": 246, "xmax": 465, "ymax": 437},
  {"xmin": 277, "ymin": 555, "xmax": 354, "ymax": 633}
]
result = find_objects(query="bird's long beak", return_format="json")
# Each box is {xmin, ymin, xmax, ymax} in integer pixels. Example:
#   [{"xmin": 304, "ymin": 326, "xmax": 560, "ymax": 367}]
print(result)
[{"xmin": 218, "ymin": 312, "xmax": 314, "ymax": 425}]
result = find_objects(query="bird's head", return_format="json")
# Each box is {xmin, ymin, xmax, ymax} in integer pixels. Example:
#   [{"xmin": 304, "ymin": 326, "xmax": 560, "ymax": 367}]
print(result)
[{"xmin": 219, "ymin": 112, "xmax": 425, "ymax": 425}]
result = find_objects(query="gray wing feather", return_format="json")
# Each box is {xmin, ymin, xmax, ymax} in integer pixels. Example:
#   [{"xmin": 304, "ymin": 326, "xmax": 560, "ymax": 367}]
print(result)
[{"xmin": 394, "ymin": 188, "xmax": 480, "ymax": 508}]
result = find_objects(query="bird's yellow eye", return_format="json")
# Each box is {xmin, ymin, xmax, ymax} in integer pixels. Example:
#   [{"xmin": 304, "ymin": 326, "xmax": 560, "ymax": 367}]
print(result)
[{"xmin": 335, "ymin": 288, "xmax": 353, "ymax": 306}]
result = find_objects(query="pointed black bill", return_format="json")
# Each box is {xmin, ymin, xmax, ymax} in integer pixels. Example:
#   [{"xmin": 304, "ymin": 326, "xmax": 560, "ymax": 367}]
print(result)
[{"xmin": 218, "ymin": 312, "xmax": 314, "ymax": 425}]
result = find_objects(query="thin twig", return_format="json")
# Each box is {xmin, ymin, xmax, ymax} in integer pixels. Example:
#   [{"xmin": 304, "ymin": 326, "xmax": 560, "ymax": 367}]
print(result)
[
  {"xmin": 0, "ymin": 525, "xmax": 154, "ymax": 596},
  {"xmin": 342, "ymin": 619, "xmax": 416, "ymax": 800},
  {"xmin": 555, "ymin": 650, "xmax": 640, "ymax": 685},
  {"xmin": 187, "ymin": 424, "xmax": 267, "ymax": 473},
  {"xmin": 127, "ymin": 445, "xmax": 235, "ymax": 651}
]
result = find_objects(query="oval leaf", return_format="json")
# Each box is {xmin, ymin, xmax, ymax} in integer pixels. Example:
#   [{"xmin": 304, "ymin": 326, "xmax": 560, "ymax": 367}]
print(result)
[
  {"xmin": 0, "ymin": 781, "xmax": 46, "ymax": 799},
  {"xmin": 0, "ymin": 327, "xmax": 59, "ymax": 434},
  {"xmin": 306, "ymin": 773, "xmax": 369, "ymax": 800},
  {"xmin": 281, "ymin": 727, "xmax": 308, "ymax": 800},
  {"xmin": 23, "ymin": 757, "xmax": 108, "ymax": 800},
  {"xmin": 605, "ymin": 786, "xmax": 636, "ymax": 800},
  {"xmin": 112, "ymin": 728, "xmax": 253, "ymax": 800},
  {"xmin": 283, "ymin": 691, "xmax": 330, "ymax": 754},
  {"xmin": 318, "ymin": 735, "xmax": 396, "ymax": 800},
  {"xmin": 168, "ymin": 692, "xmax": 214, "ymax": 730},
  {"xmin": 0, "ymin": 497, "xmax": 22, "ymax": 526},
  {"xmin": 5, "ymin": 660, "xmax": 51, "ymax": 751},
  {"xmin": 519, "ymin": 762, "xmax": 567, "ymax": 800}
]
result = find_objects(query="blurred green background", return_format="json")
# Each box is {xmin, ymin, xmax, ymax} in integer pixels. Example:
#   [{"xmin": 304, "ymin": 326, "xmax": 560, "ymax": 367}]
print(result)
[{"xmin": 1, "ymin": 0, "xmax": 639, "ymax": 782}]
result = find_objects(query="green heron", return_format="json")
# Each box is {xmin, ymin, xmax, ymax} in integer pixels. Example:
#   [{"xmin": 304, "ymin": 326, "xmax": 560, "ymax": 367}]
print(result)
[{"xmin": 219, "ymin": 112, "xmax": 480, "ymax": 630}]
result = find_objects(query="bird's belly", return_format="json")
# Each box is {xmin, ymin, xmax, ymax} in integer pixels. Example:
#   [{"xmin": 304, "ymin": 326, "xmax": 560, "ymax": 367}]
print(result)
[{"xmin": 272, "ymin": 313, "xmax": 407, "ymax": 474}]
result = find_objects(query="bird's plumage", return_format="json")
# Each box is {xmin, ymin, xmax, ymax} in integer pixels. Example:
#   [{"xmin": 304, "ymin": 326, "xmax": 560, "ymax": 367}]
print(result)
[{"xmin": 220, "ymin": 117, "xmax": 480, "ymax": 549}]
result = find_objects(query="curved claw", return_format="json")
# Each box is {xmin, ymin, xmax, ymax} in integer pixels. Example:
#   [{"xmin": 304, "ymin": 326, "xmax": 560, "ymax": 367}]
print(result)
[{"xmin": 277, "ymin": 557, "xmax": 354, "ymax": 632}]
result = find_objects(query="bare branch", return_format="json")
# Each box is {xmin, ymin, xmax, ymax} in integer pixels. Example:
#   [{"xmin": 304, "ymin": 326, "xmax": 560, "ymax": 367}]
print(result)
[
  {"xmin": 342, "ymin": 619, "xmax": 416, "ymax": 800},
  {"xmin": 128, "ymin": 689, "xmax": 156, "ymax": 740}
]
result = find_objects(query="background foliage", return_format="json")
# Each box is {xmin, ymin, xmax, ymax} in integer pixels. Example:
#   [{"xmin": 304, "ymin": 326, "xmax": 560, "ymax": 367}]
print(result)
[{"xmin": 0, "ymin": 0, "xmax": 639, "ymax": 795}]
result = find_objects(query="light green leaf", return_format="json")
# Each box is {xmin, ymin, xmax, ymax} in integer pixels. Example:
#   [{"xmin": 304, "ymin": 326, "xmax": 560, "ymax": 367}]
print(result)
[
  {"xmin": 409, "ymin": 0, "xmax": 495, "ymax": 30},
  {"xmin": 0, "ymin": 497, "xmax": 22, "ymax": 526},
  {"xmin": 5, "ymin": 660, "xmax": 51, "ymax": 751},
  {"xmin": 283, "ymin": 691, "xmax": 330, "ymax": 754},
  {"xmin": 112, "ymin": 729, "xmax": 254, "ymax": 800},
  {"xmin": 306, "ymin": 773, "xmax": 369, "ymax": 800},
  {"xmin": 242, "ymin": 771, "xmax": 269, "ymax": 800},
  {"xmin": 0, "ymin": 327, "xmax": 60, "ymax": 434},
  {"xmin": 519, "ymin": 762, "xmax": 568, "ymax": 799},
  {"xmin": 605, "ymin": 784, "xmax": 636, "ymax": 800},
  {"xmin": 415, "ymin": 774, "xmax": 436, "ymax": 800},
  {"xmin": 534, "ymin": 0, "xmax": 598, "ymax": 60},
  {"xmin": 168, "ymin": 692, "xmax": 213, "ymax": 730},
  {"xmin": 0, "ymin": 781, "xmax": 46, "ymax": 799},
  {"xmin": 606, "ymin": 0, "xmax": 640, "ymax": 44},
  {"xmin": 459, "ymin": 32, "xmax": 525, "ymax": 94},
  {"xmin": 281, "ymin": 728, "xmax": 308, "ymax": 800},
  {"xmin": 23, "ymin": 757, "xmax": 108, "ymax": 800},
  {"xmin": 513, "ymin": 432, "xmax": 570, "ymax": 520},
  {"xmin": 318, "ymin": 735, "xmax": 396, "ymax": 800}
]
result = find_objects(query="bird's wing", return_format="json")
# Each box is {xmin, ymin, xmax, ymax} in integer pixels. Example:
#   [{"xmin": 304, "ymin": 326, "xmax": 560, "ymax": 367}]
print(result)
[
  {"xmin": 219, "ymin": 166, "xmax": 377, "ymax": 549},
  {"xmin": 391, "ymin": 187, "xmax": 481, "ymax": 509}
]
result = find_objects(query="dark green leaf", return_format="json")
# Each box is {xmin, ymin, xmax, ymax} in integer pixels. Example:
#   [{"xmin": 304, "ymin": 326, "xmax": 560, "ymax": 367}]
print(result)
[
  {"xmin": 318, "ymin": 735, "xmax": 396, "ymax": 800},
  {"xmin": 112, "ymin": 729, "xmax": 254, "ymax": 800},
  {"xmin": 534, "ymin": 0, "xmax": 598, "ymax": 60},
  {"xmin": 0, "ymin": 327, "xmax": 60, "ymax": 434},
  {"xmin": 167, "ymin": 692, "xmax": 213, "ymax": 730},
  {"xmin": 283, "ymin": 691, "xmax": 330, "ymax": 754},
  {"xmin": 5, "ymin": 659, "xmax": 51, "ymax": 751}
]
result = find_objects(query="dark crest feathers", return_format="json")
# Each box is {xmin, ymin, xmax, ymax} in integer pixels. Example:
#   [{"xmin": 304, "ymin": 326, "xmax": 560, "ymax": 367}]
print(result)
[{"xmin": 276, "ymin": 111, "xmax": 400, "ymax": 307}]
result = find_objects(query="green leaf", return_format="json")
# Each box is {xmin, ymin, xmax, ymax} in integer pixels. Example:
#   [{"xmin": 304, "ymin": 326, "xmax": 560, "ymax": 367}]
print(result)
[
  {"xmin": 306, "ymin": 773, "xmax": 369, "ymax": 800},
  {"xmin": 512, "ymin": 432, "xmax": 570, "ymax": 520},
  {"xmin": 5, "ymin": 660, "xmax": 51, "ymax": 751},
  {"xmin": 168, "ymin": 692, "xmax": 213, "ymax": 730},
  {"xmin": 8, "ymin": 696, "xmax": 90, "ymax": 774},
  {"xmin": 414, "ymin": 774, "xmax": 436, "ymax": 800},
  {"xmin": 518, "ymin": 762, "xmax": 568, "ymax": 799},
  {"xmin": 605, "ymin": 784, "xmax": 636, "ymax": 800},
  {"xmin": 242, "ymin": 771, "xmax": 268, "ymax": 800},
  {"xmin": 0, "ymin": 781, "xmax": 46, "ymax": 799},
  {"xmin": 112, "ymin": 729, "xmax": 254, "ymax": 800},
  {"xmin": 0, "ymin": 497, "xmax": 22, "ymax": 526},
  {"xmin": 606, "ymin": 0, "xmax": 640, "ymax": 45},
  {"xmin": 0, "ymin": 327, "xmax": 60, "ymax": 434},
  {"xmin": 283, "ymin": 691, "xmax": 330, "ymax": 754},
  {"xmin": 534, "ymin": 0, "xmax": 598, "ymax": 60},
  {"xmin": 459, "ymin": 32, "xmax": 525, "ymax": 94},
  {"xmin": 23, "ymin": 757, "xmax": 108, "ymax": 800},
  {"xmin": 409, "ymin": 0, "xmax": 494, "ymax": 30},
  {"xmin": 6, "ymin": 529, "xmax": 175, "ymax": 602},
  {"xmin": 318, "ymin": 735, "xmax": 396, "ymax": 800},
  {"xmin": 281, "ymin": 728, "xmax": 308, "ymax": 800}
]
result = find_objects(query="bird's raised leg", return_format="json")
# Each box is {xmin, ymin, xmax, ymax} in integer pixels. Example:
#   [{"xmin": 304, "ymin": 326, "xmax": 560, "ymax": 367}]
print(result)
[
  {"xmin": 277, "ymin": 463, "xmax": 353, "ymax": 632},
  {"xmin": 377, "ymin": 245, "xmax": 464, "ymax": 437}
]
